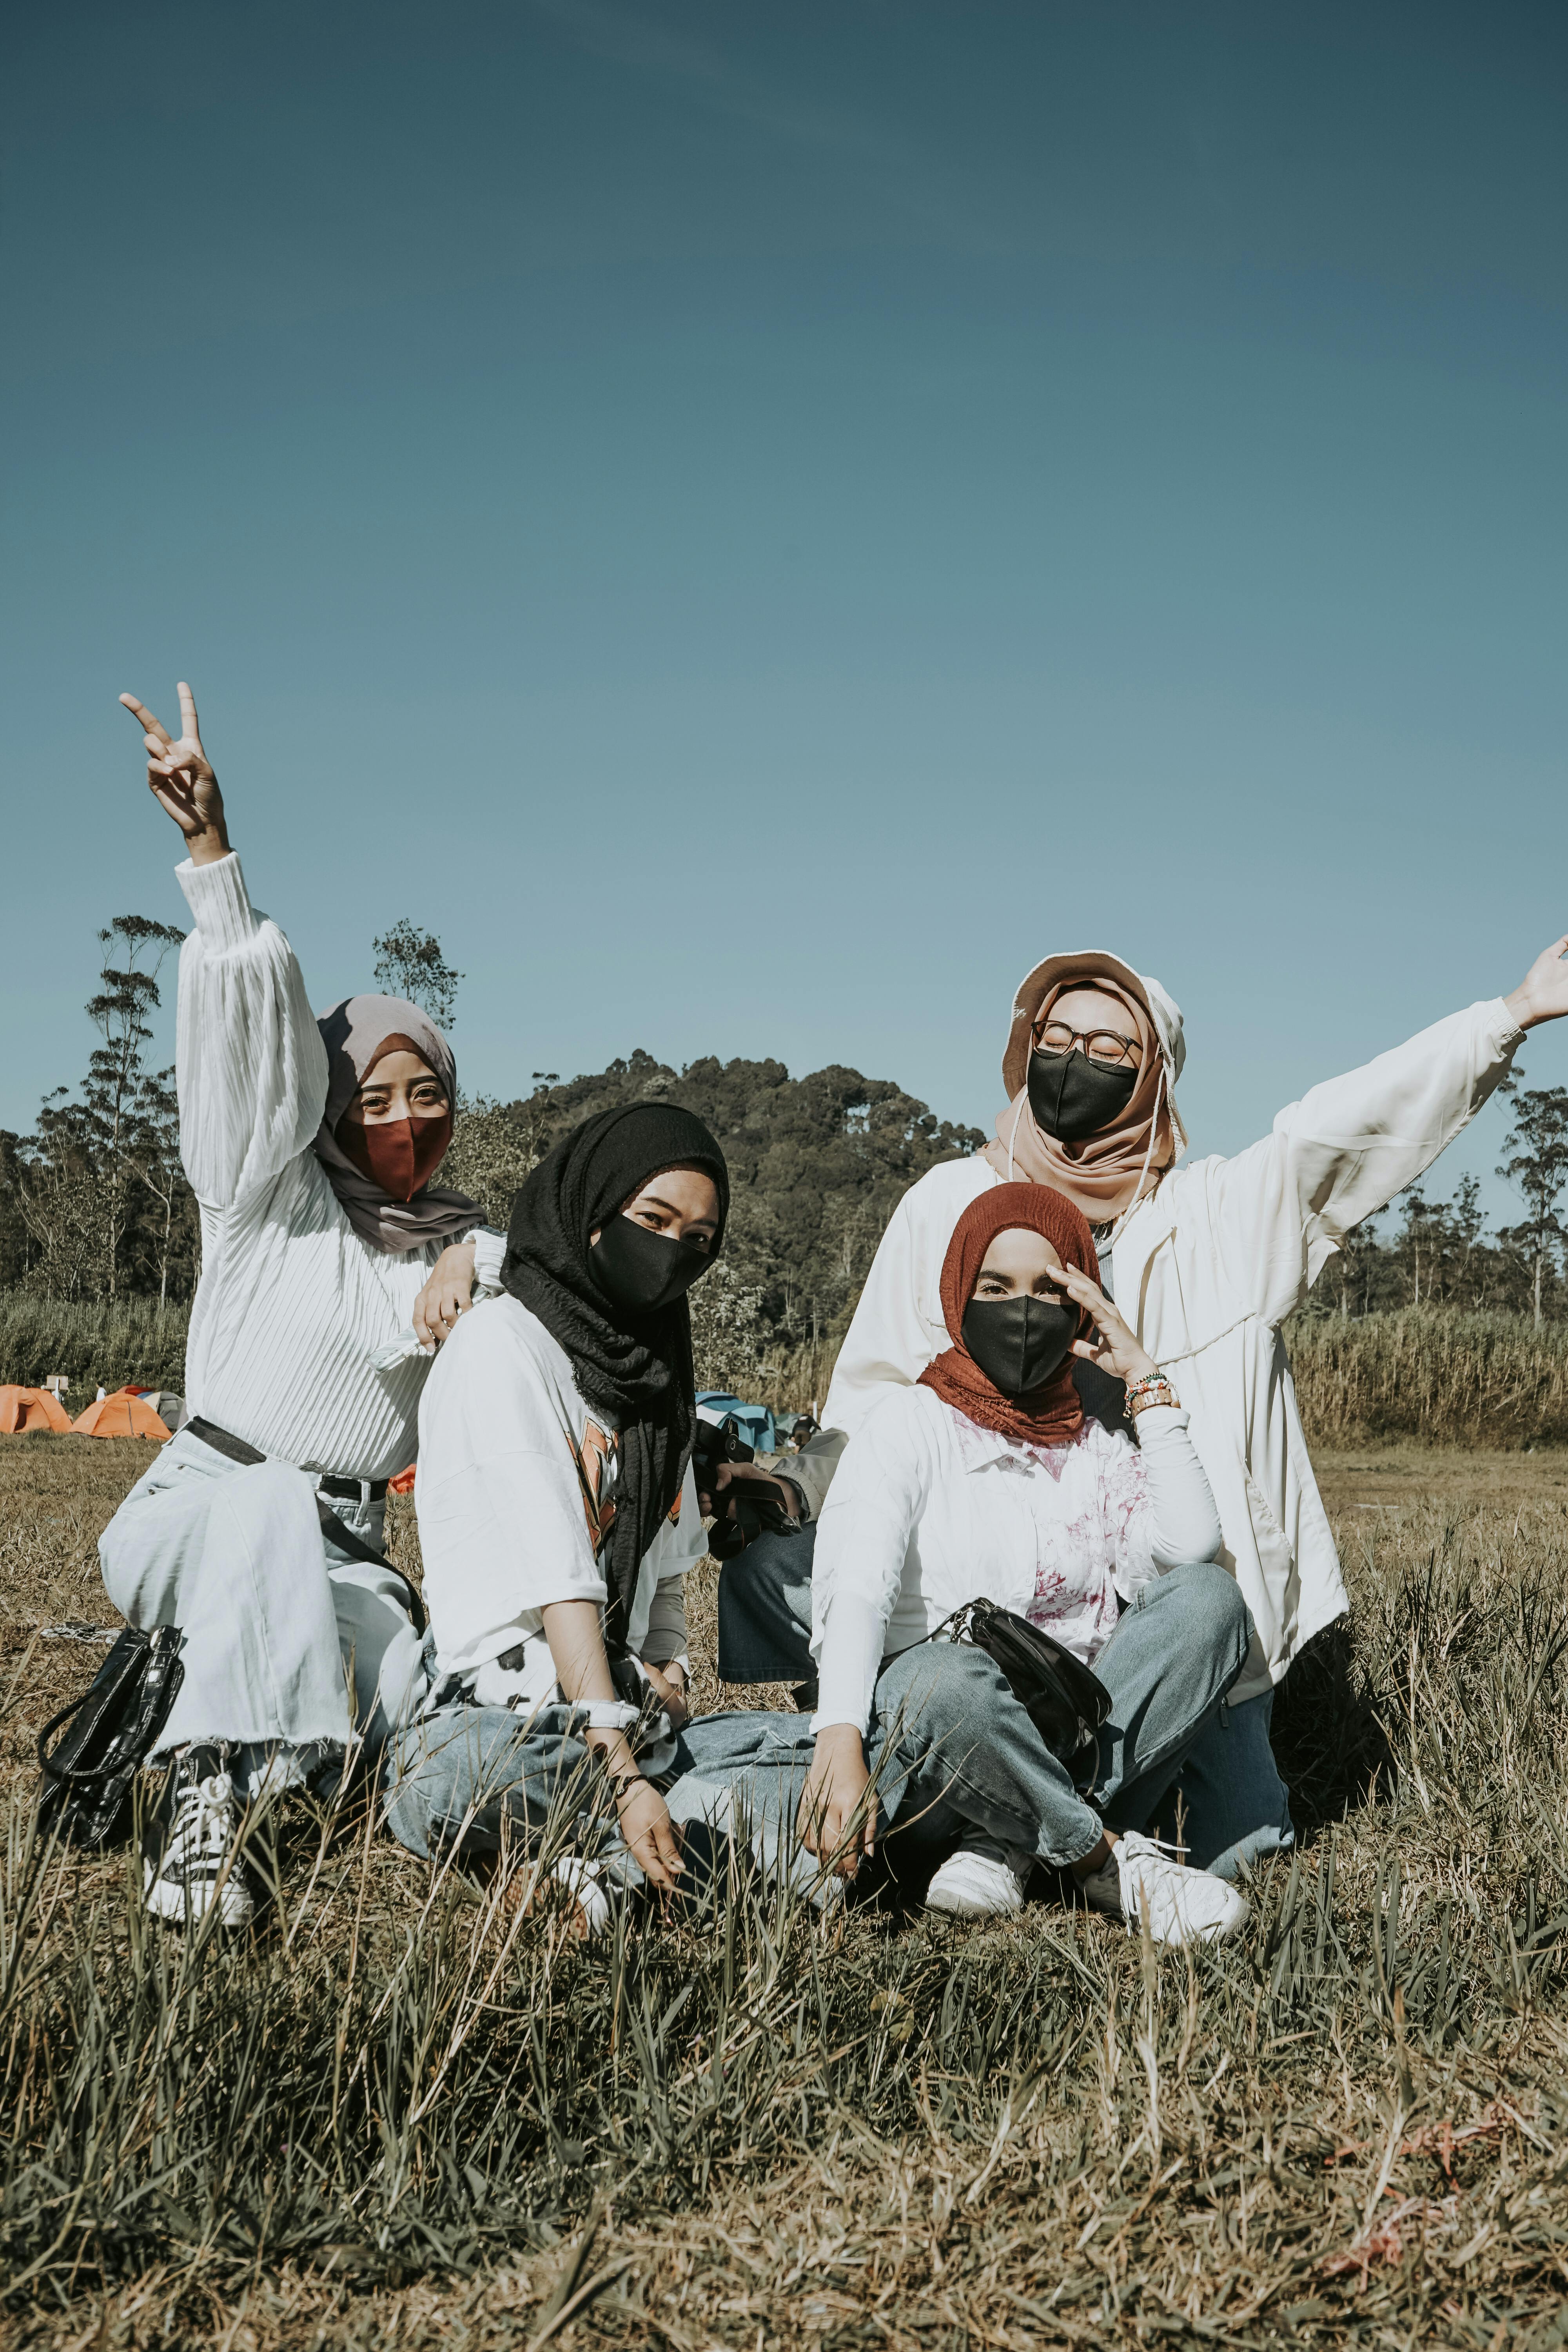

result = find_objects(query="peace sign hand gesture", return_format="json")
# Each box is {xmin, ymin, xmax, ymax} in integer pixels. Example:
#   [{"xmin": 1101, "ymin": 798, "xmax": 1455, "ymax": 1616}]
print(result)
[
  {"xmin": 1054, "ymin": 1262, "xmax": 1160, "ymax": 1387},
  {"xmin": 118, "ymin": 682, "xmax": 230, "ymax": 866}
]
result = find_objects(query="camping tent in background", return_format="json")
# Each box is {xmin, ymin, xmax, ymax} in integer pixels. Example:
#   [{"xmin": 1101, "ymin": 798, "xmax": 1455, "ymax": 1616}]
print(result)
[
  {"xmin": 72, "ymin": 1388, "xmax": 173, "ymax": 1441},
  {"xmin": 0, "ymin": 1386, "xmax": 73, "ymax": 1434},
  {"xmin": 695, "ymin": 1392, "xmax": 780, "ymax": 1455}
]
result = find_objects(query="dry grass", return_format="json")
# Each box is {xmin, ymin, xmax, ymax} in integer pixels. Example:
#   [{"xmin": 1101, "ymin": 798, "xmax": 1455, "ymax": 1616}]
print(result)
[
  {"xmin": 0, "ymin": 1294, "xmax": 189, "ymax": 1399},
  {"xmin": 3, "ymin": 1433, "xmax": 1568, "ymax": 2349},
  {"xmin": 1289, "ymin": 1311, "xmax": 1568, "ymax": 1448}
]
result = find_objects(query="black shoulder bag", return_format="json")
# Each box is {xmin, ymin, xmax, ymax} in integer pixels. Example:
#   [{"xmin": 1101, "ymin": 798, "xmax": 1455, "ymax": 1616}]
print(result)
[
  {"xmin": 36, "ymin": 1624, "xmax": 186, "ymax": 1849},
  {"xmin": 947, "ymin": 1599, "xmax": 1112, "ymax": 1792}
]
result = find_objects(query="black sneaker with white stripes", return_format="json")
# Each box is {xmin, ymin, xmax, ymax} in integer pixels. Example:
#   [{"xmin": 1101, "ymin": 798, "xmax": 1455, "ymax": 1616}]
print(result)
[{"xmin": 141, "ymin": 1746, "xmax": 258, "ymax": 1929}]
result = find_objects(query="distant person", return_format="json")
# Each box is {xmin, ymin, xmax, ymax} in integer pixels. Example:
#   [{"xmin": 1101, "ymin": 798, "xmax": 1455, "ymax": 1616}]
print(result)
[
  {"xmin": 388, "ymin": 1107, "xmax": 726, "ymax": 1932},
  {"xmin": 101, "ymin": 683, "xmax": 503, "ymax": 1929},
  {"xmin": 717, "ymin": 933, "xmax": 1568, "ymax": 1879},
  {"xmin": 794, "ymin": 1185, "xmax": 1247, "ymax": 1940}
]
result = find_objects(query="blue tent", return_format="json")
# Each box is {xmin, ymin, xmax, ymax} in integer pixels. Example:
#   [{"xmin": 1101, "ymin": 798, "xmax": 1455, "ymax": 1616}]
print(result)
[{"xmin": 695, "ymin": 1391, "xmax": 779, "ymax": 1455}]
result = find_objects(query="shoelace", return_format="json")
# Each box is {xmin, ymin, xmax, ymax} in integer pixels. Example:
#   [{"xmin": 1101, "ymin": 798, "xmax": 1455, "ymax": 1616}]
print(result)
[
  {"xmin": 1121, "ymin": 1833, "xmax": 1182, "ymax": 1864},
  {"xmin": 1115, "ymin": 1833, "xmax": 1186, "ymax": 1930},
  {"xmin": 169, "ymin": 1773, "xmax": 238, "ymax": 1867}
]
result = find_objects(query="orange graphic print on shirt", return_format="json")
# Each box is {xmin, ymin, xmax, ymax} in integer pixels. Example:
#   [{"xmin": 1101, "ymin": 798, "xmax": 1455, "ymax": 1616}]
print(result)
[{"xmin": 569, "ymin": 1420, "xmax": 618, "ymax": 1557}]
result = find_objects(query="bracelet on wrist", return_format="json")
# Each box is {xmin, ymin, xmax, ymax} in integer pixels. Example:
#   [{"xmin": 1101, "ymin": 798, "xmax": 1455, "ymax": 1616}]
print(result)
[{"xmin": 1123, "ymin": 1371, "xmax": 1180, "ymax": 1419}]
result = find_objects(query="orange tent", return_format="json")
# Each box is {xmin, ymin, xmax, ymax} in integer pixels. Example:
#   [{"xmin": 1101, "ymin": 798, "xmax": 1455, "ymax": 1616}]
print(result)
[
  {"xmin": 72, "ymin": 1387, "xmax": 172, "ymax": 1440},
  {"xmin": 0, "ymin": 1385, "xmax": 73, "ymax": 1434}
]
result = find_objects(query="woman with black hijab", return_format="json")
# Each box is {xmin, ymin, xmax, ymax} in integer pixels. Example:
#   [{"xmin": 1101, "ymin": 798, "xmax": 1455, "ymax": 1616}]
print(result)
[{"xmin": 387, "ymin": 1104, "xmax": 728, "ymax": 1928}]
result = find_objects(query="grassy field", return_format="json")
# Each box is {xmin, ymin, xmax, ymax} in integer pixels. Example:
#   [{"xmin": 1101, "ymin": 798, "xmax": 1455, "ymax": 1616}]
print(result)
[
  {"xmin": 3, "ymin": 1433, "xmax": 1568, "ymax": 2349},
  {"xmin": 0, "ymin": 1293, "xmax": 189, "ymax": 1400}
]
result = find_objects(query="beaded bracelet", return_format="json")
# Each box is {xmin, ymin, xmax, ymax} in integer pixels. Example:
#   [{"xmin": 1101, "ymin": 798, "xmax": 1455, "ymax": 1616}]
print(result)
[{"xmin": 1123, "ymin": 1372, "xmax": 1180, "ymax": 1419}]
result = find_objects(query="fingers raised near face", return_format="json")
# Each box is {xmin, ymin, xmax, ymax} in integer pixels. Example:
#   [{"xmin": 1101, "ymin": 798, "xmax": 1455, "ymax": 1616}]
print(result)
[
  {"xmin": 177, "ymin": 680, "xmax": 201, "ymax": 744},
  {"xmin": 1055, "ymin": 1263, "xmax": 1105, "ymax": 1308},
  {"xmin": 119, "ymin": 693, "xmax": 171, "ymax": 745}
]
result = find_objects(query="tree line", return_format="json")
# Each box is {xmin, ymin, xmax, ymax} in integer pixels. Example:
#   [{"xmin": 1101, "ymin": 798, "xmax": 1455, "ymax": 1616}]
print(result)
[
  {"xmin": 5, "ymin": 913, "xmax": 1568, "ymax": 1349},
  {"xmin": 1310, "ymin": 1074, "xmax": 1568, "ymax": 1330}
]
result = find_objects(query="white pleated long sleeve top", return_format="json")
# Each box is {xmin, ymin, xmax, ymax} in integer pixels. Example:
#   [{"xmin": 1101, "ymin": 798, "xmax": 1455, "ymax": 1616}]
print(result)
[{"xmin": 174, "ymin": 853, "xmax": 502, "ymax": 1479}]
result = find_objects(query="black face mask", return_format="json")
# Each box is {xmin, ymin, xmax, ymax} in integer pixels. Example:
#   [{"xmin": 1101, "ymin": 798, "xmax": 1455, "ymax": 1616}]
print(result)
[
  {"xmin": 960, "ymin": 1294, "xmax": 1078, "ymax": 1397},
  {"xmin": 1027, "ymin": 1047, "xmax": 1138, "ymax": 1144},
  {"xmin": 590, "ymin": 1216, "xmax": 711, "ymax": 1316}
]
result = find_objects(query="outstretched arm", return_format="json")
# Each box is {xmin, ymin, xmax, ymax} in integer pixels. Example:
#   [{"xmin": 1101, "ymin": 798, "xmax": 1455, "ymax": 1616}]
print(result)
[
  {"xmin": 119, "ymin": 683, "xmax": 327, "ymax": 1210},
  {"xmin": 1202, "ymin": 950, "xmax": 1562, "ymax": 1331},
  {"xmin": 1506, "ymin": 935, "xmax": 1568, "ymax": 1032}
]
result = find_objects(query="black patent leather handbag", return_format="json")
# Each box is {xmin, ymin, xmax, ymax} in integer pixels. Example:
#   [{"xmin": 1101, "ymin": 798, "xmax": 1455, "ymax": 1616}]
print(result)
[
  {"xmin": 947, "ymin": 1598, "xmax": 1111, "ymax": 1791},
  {"xmin": 36, "ymin": 1624, "xmax": 185, "ymax": 1848}
]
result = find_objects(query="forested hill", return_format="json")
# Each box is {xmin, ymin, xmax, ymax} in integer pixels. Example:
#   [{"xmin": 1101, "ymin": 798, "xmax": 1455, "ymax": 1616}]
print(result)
[{"xmin": 444, "ymin": 1050, "xmax": 989, "ymax": 1357}]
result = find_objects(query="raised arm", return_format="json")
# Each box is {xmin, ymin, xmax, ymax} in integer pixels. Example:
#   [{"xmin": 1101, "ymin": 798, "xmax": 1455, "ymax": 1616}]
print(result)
[
  {"xmin": 120, "ymin": 684, "xmax": 328, "ymax": 1211},
  {"xmin": 1202, "ymin": 953, "xmax": 1568, "ymax": 1330}
]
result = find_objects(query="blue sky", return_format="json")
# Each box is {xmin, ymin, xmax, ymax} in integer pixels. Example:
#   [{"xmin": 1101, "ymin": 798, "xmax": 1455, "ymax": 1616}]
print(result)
[{"xmin": 4, "ymin": 1, "xmax": 1564, "ymax": 1230}]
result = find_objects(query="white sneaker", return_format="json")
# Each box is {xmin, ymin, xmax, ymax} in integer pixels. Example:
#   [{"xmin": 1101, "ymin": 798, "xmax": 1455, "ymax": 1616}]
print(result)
[
  {"xmin": 926, "ymin": 1835, "xmax": 1033, "ymax": 1920},
  {"xmin": 1106, "ymin": 1831, "xmax": 1248, "ymax": 1946},
  {"xmin": 550, "ymin": 1856, "xmax": 612, "ymax": 1936},
  {"xmin": 142, "ymin": 1748, "xmax": 255, "ymax": 1930}
]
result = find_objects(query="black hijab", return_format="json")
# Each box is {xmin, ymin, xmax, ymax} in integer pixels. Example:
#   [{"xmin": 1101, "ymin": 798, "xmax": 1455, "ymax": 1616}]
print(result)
[{"xmin": 502, "ymin": 1103, "xmax": 730, "ymax": 1645}]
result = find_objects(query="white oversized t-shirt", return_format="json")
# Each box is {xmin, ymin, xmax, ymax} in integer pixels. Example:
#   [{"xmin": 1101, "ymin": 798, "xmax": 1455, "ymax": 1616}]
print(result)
[{"xmin": 415, "ymin": 1292, "xmax": 704, "ymax": 1698}]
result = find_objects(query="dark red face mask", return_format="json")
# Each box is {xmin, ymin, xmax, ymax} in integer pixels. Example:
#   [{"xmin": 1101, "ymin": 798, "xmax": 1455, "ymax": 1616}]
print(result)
[{"xmin": 334, "ymin": 1110, "xmax": 453, "ymax": 1202}]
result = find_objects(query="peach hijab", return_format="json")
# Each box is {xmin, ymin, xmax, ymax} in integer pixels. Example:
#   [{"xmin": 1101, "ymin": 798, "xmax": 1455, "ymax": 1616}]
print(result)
[{"xmin": 982, "ymin": 949, "xmax": 1189, "ymax": 1229}]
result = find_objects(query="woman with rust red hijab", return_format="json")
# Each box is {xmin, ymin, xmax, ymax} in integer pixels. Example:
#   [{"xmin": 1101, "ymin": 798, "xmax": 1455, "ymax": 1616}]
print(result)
[{"xmin": 795, "ymin": 1184, "xmax": 1252, "ymax": 1944}]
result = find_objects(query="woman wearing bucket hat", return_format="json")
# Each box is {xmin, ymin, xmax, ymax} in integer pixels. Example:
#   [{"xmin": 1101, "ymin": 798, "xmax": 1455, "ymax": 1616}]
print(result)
[{"xmin": 718, "ymin": 932, "xmax": 1568, "ymax": 1879}]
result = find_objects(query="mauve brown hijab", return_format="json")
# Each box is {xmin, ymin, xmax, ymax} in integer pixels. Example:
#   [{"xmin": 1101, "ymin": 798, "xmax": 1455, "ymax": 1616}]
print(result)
[
  {"xmin": 313, "ymin": 995, "xmax": 479, "ymax": 1253},
  {"xmin": 983, "ymin": 967, "xmax": 1185, "ymax": 1226}
]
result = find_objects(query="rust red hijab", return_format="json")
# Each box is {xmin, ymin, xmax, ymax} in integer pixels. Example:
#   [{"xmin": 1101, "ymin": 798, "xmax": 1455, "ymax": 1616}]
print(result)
[{"xmin": 917, "ymin": 1183, "xmax": 1100, "ymax": 1446}]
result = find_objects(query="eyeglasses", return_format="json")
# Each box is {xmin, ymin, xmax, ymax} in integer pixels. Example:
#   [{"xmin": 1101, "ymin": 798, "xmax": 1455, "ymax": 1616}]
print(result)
[{"xmin": 1035, "ymin": 1020, "xmax": 1143, "ymax": 1071}]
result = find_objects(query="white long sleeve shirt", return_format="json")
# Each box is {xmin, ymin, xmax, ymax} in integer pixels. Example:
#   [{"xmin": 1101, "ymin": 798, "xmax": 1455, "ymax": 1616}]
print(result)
[
  {"xmin": 820, "ymin": 997, "xmax": 1524, "ymax": 1703},
  {"xmin": 174, "ymin": 854, "xmax": 503, "ymax": 1479},
  {"xmin": 415, "ymin": 1292, "xmax": 704, "ymax": 1692},
  {"xmin": 811, "ymin": 1388, "xmax": 1221, "ymax": 1734}
]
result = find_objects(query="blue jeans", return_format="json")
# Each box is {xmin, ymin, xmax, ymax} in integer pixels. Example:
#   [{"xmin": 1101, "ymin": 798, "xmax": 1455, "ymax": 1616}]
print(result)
[
  {"xmin": 385, "ymin": 1699, "xmax": 682, "ymax": 1870},
  {"xmin": 690, "ymin": 1560, "xmax": 1252, "ymax": 1871},
  {"xmin": 383, "ymin": 1700, "xmax": 833, "ymax": 1908},
  {"xmin": 717, "ymin": 1525, "xmax": 1292, "ymax": 1880}
]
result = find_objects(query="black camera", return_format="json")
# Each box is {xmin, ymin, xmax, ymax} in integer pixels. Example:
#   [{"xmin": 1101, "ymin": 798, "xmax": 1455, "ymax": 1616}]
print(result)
[{"xmin": 691, "ymin": 1412, "xmax": 796, "ymax": 1560}]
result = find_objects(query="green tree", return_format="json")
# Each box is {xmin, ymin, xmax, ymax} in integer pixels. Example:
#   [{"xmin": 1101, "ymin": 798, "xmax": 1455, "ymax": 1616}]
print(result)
[
  {"xmin": 13, "ymin": 1089, "xmax": 106, "ymax": 1302},
  {"xmin": 372, "ymin": 920, "xmax": 463, "ymax": 1027},
  {"xmin": 122, "ymin": 1064, "xmax": 199, "ymax": 1307},
  {"xmin": 81, "ymin": 916, "xmax": 185, "ymax": 1297},
  {"xmin": 11, "ymin": 917, "xmax": 183, "ymax": 1301},
  {"xmin": 1497, "ymin": 1084, "xmax": 1568, "ymax": 1328}
]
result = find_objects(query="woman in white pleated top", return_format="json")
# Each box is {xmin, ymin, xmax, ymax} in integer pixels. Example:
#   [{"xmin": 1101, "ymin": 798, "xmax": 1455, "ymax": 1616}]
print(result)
[{"xmin": 100, "ymin": 681, "xmax": 501, "ymax": 1930}]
